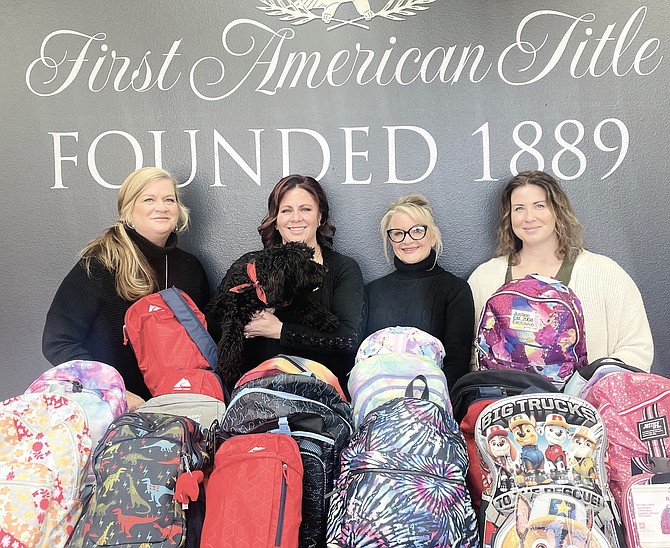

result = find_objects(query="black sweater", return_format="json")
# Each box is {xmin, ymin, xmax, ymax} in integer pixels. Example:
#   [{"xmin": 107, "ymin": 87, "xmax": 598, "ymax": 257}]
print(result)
[
  {"xmin": 42, "ymin": 230, "xmax": 210, "ymax": 400},
  {"xmin": 364, "ymin": 250, "xmax": 474, "ymax": 391}
]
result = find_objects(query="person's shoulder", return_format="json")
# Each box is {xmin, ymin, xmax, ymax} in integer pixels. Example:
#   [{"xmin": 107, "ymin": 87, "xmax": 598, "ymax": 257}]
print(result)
[
  {"xmin": 230, "ymin": 249, "xmax": 262, "ymax": 265},
  {"xmin": 324, "ymin": 248, "xmax": 361, "ymax": 271},
  {"xmin": 365, "ymin": 271, "xmax": 394, "ymax": 291},
  {"xmin": 173, "ymin": 246, "xmax": 204, "ymax": 263},
  {"xmin": 576, "ymin": 250, "xmax": 624, "ymax": 271},
  {"xmin": 436, "ymin": 268, "xmax": 470, "ymax": 288},
  {"xmin": 468, "ymin": 256, "xmax": 507, "ymax": 279},
  {"xmin": 74, "ymin": 256, "xmax": 113, "ymax": 281},
  {"xmin": 575, "ymin": 250, "xmax": 635, "ymax": 282}
]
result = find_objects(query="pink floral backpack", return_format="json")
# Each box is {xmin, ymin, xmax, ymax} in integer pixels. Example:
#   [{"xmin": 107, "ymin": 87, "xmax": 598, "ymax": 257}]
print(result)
[
  {"xmin": 0, "ymin": 393, "xmax": 92, "ymax": 547},
  {"xmin": 475, "ymin": 274, "xmax": 588, "ymax": 385}
]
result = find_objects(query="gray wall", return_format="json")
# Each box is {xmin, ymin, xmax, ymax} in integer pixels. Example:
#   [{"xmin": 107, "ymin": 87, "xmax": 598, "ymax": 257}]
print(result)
[{"xmin": 2, "ymin": 0, "xmax": 668, "ymax": 399}]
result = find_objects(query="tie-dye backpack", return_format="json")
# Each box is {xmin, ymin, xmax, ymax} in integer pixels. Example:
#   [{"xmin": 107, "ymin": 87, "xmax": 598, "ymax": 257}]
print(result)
[
  {"xmin": 25, "ymin": 360, "xmax": 128, "ymax": 449},
  {"xmin": 327, "ymin": 378, "xmax": 479, "ymax": 547},
  {"xmin": 475, "ymin": 274, "xmax": 588, "ymax": 385}
]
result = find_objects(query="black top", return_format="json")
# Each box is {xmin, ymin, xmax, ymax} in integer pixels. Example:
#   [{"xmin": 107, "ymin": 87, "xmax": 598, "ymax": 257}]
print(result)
[
  {"xmin": 42, "ymin": 229, "xmax": 210, "ymax": 400},
  {"xmin": 208, "ymin": 247, "xmax": 365, "ymax": 392},
  {"xmin": 364, "ymin": 249, "xmax": 474, "ymax": 392}
]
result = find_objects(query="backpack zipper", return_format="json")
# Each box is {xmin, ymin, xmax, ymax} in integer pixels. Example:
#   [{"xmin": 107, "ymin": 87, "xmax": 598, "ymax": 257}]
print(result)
[
  {"xmin": 350, "ymin": 467, "xmax": 459, "ymax": 483},
  {"xmin": 274, "ymin": 462, "xmax": 289, "ymax": 546}
]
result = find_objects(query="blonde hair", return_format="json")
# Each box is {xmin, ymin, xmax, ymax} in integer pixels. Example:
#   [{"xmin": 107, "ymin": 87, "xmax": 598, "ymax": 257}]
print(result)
[
  {"xmin": 81, "ymin": 167, "xmax": 190, "ymax": 301},
  {"xmin": 496, "ymin": 171, "xmax": 584, "ymax": 264},
  {"xmin": 379, "ymin": 194, "xmax": 443, "ymax": 264}
]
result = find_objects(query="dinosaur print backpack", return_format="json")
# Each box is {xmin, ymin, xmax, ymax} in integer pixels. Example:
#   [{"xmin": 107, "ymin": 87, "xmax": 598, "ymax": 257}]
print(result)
[
  {"xmin": 475, "ymin": 274, "xmax": 588, "ymax": 385},
  {"xmin": 0, "ymin": 393, "xmax": 92, "ymax": 548},
  {"xmin": 68, "ymin": 412, "xmax": 213, "ymax": 548}
]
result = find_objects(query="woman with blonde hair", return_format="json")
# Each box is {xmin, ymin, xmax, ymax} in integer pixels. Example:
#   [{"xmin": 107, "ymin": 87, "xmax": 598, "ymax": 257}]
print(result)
[
  {"xmin": 365, "ymin": 194, "xmax": 474, "ymax": 390},
  {"xmin": 468, "ymin": 170, "xmax": 653, "ymax": 370},
  {"xmin": 43, "ymin": 167, "xmax": 210, "ymax": 408}
]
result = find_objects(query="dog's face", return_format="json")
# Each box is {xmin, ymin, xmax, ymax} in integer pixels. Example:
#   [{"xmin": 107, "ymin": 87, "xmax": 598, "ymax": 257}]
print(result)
[
  {"xmin": 511, "ymin": 422, "xmax": 538, "ymax": 447},
  {"xmin": 257, "ymin": 242, "xmax": 327, "ymax": 306}
]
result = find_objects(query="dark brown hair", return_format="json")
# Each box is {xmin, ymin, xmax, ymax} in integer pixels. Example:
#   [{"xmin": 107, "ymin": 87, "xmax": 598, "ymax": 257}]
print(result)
[{"xmin": 258, "ymin": 174, "xmax": 336, "ymax": 249}]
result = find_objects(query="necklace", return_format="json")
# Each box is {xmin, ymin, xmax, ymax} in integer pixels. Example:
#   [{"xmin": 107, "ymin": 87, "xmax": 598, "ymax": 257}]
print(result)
[{"xmin": 313, "ymin": 246, "xmax": 323, "ymax": 264}]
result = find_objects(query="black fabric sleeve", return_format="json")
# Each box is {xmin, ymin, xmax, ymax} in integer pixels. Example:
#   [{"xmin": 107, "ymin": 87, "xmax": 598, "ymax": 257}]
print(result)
[
  {"xmin": 280, "ymin": 254, "xmax": 365, "ymax": 355},
  {"xmin": 42, "ymin": 261, "xmax": 104, "ymax": 365},
  {"xmin": 442, "ymin": 279, "xmax": 475, "ymax": 390}
]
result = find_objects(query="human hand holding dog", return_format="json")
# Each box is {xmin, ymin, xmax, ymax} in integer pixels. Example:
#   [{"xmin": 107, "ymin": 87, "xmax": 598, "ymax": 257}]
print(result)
[{"xmin": 244, "ymin": 308, "xmax": 282, "ymax": 339}]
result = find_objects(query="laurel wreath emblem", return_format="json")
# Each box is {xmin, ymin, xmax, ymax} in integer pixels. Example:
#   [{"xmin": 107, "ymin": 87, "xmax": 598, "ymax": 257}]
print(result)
[{"xmin": 256, "ymin": 0, "xmax": 436, "ymax": 30}]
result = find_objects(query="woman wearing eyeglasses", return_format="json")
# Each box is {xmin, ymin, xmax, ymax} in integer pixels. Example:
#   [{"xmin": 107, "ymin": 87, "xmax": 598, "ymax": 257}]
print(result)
[{"xmin": 364, "ymin": 194, "xmax": 475, "ymax": 390}]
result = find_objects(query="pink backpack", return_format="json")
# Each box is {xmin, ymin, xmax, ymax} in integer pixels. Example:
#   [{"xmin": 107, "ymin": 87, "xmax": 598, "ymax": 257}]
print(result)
[
  {"xmin": 584, "ymin": 372, "xmax": 670, "ymax": 511},
  {"xmin": 355, "ymin": 326, "xmax": 446, "ymax": 366},
  {"xmin": 0, "ymin": 393, "xmax": 92, "ymax": 547},
  {"xmin": 475, "ymin": 274, "xmax": 588, "ymax": 384}
]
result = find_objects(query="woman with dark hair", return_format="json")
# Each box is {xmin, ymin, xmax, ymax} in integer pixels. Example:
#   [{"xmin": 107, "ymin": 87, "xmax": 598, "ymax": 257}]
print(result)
[
  {"xmin": 365, "ymin": 194, "xmax": 474, "ymax": 390},
  {"xmin": 43, "ymin": 167, "xmax": 211, "ymax": 408},
  {"xmin": 207, "ymin": 174, "xmax": 365, "ymax": 390},
  {"xmin": 468, "ymin": 170, "xmax": 653, "ymax": 371}
]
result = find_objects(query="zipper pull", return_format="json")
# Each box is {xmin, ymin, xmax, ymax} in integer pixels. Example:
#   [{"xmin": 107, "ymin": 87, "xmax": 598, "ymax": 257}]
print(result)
[{"xmin": 282, "ymin": 462, "xmax": 288, "ymax": 482}]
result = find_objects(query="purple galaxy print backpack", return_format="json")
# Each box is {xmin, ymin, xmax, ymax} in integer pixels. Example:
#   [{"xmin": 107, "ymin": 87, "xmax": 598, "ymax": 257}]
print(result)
[
  {"xmin": 475, "ymin": 274, "xmax": 588, "ymax": 385},
  {"xmin": 326, "ymin": 377, "xmax": 479, "ymax": 547}
]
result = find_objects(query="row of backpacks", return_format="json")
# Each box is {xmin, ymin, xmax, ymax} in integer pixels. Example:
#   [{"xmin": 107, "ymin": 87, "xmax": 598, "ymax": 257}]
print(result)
[
  {"xmin": 0, "ymin": 321, "xmax": 473, "ymax": 547},
  {"xmin": 3, "ymin": 274, "xmax": 667, "ymax": 547},
  {"xmin": 9, "ymin": 336, "xmax": 670, "ymax": 547}
]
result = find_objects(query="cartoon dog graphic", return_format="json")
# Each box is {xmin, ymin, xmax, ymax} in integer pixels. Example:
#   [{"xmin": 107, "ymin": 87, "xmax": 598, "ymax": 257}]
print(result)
[
  {"xmin": 497, "ymin": 493, "xmax": 610, "ymax": 548},
  {"xmin": 568, "ymin": 425, "xmax": 600, "ymax": 489},
  {"xmin": 544, "ymin": 413, "xmax": 569, "ymax": 480},
  {"xmin": 296, "ymin": 0, "xmax": 374, "ymax": 23},
  {"xmin": 509, "ymin": 413, "xmax": 549, "ymax": 486},
  {"xmin": 486, "ymin": 424, "xmax": 517, "ymax": 492}
]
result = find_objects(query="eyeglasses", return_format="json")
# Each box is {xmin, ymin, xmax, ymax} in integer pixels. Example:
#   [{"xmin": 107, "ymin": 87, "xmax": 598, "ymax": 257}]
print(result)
[{"xmin": 386, "ymin": 224, "xmax": 428, "ymax": 243}]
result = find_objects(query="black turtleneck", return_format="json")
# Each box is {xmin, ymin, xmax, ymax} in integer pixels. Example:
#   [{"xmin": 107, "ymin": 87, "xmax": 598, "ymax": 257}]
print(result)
[
  {"xmin": 42, "ymin": 229, "xmax": 210, "ymax": 400},
  {"xmin": 364, "ymin": 249, "xmax": 474, "ymax": 392}
]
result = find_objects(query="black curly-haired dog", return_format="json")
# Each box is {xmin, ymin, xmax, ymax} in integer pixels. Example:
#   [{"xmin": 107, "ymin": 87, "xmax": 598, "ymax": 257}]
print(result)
[{"xmin": 207, "ymin": 242, "xmax": 339, "ymax": 387}]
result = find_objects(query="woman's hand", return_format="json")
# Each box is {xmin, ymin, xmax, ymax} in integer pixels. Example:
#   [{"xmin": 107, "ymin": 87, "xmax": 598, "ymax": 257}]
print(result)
[
  {"xmin": 244, "ymin": 308, "xmax": 282, "ymax": 340},
  {"xmin": 125, "ymin": 390, "xmax": 146, "ymax": 411}
]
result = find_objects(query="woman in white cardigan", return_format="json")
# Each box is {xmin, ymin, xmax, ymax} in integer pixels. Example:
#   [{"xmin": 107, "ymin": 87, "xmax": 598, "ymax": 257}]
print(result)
[{"xmin": 468, "ymin": 170, "xmax": 654, "ymax": 371}]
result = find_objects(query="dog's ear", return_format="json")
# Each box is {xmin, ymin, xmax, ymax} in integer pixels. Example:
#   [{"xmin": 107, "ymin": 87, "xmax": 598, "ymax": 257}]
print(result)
[{"xmin": 263, "ymin": 267, "xmax": 287, "ymax": 304}]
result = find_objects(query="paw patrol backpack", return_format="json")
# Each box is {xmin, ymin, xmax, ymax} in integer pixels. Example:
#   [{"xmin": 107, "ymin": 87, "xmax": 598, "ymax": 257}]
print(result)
[{"xmin": 474, "ymin": 392, "xmax": 623, "ymax": 548}]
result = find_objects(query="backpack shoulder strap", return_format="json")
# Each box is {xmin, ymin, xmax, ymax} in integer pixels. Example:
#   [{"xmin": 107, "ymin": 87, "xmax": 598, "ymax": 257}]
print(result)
[
  {"xmin": 159, "ymin": 287, "xmax": 218, "ymax": 370},
  {"xmin": 554, "ymin": 256, "xmax": 576, "ymax": 285}
]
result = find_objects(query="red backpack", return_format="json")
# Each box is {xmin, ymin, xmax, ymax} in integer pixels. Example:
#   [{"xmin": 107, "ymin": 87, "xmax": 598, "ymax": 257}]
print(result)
[
  {"xmin": 124, "ymin": 287, "xmax": 226, "ymax": 401},
  {"xmin": 201, "ymin": 430, "xmax": 303, "ymax": 548}
]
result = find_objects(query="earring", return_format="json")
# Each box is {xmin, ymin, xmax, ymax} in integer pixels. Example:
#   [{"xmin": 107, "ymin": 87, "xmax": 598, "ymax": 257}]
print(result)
[{"xmin": 126, "ymin": 220, "xmax": 136, "ymax": 230}]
